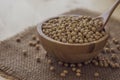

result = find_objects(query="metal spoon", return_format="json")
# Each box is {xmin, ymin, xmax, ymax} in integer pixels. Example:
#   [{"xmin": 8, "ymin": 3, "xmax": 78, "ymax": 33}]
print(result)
[{"xmin": 95, "ymin": 0, "xmax": 120, "ymax": 31}]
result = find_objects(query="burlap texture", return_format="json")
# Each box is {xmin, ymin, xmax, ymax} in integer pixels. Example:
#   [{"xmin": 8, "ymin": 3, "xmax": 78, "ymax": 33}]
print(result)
[{"xmin": 0, "ymin": 9, "xmax": 120, "ymax": 80}]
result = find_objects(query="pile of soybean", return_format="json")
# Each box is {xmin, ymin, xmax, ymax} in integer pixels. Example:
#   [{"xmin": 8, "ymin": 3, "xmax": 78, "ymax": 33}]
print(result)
[{"xmin": 42, "ymin": 16, "xmax": 105, "ymax": 43}]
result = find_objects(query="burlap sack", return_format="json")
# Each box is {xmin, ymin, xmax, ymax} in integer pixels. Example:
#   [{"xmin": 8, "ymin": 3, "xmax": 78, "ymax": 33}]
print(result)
[{"xmin": 0, "ymin": 9, "xmax": 120, "ymax": 80}]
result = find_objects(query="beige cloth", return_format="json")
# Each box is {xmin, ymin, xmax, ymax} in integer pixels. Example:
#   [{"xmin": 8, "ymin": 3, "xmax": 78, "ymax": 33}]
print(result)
[{"xmin": 0, "ymin": 9, "xmax": 120, "ymax": 80}]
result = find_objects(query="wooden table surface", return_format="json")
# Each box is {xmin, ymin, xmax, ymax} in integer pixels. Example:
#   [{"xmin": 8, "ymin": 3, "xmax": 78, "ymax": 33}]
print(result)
[{"xmin": 0, "ymin": 0, "xmax": 120, "ymax": 80}]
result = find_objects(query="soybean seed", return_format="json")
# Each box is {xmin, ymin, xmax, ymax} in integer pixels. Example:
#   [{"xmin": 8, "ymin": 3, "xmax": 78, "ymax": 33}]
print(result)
[
  {"xmin": 16, "ymin": 38, "xmax": 21, "ymax": 42},
  {"xmin": 22, "ymin": 50, "xmax": 27, "ymax": 53},
  {"xmin": 50, "ymin": 66, "xmax": 55, "ymax": 71},
  {"xmin": 28, "ymin": 41, "xmax": 36, "ymax": 46},
  {"xmin": 22, "ymin": 50, "xmax": 27, "ymax": 56},
  {"xmin": 72, "ymin": 67, "xmax": 76, "ymax": 72},
  {"xmin": 110, "ymin": 48, "xmax": 115, "ymax": 53},
  {"xmin": 114, "ymin": 63, "xmax": 120, "ymax": 68},
  {"xmin": 104, "ymin": 48, "xmax": 110, "ymax": 53},
  {"xmin": 116, "ymin": 45, "xmax": 120, "ymax": 51},
  {"xmin": 76, "ymin": 69, "xmax": 81, "ymax": 73},
  {"xmin": 60, "ymin": 73, "xmax": 66, "ymax": 77},
  {"xmin": 110, "ymin": 62, "xmax": 116, "ymax": 68},
  {"xmin": 77, "ymin": 63, "xmax": 82, "ymax": 67},
  {"xmin": 76, "ymin": 73, "xmax": 81, "ymax": 77},
  {"xmin": 58, "ymin": 61, "xmax": 63, "ymax": 65},
  {"xmin": 94, "ymin": 72, "xmax": 99, "ymax": 77},
  {"xmin": 35, "ymin": 45, "xmax": 40, "ymax": 50},
  {"xmin": 64, "ymin": 63, "xmax": 69, "ymax": 67},
  {"xmin": 36, "ymin": 38, "xmax": 40, "ymax": 44},
  {"xmin": 111, "ymin": 54, "xmax": 118, "ymax": 60},
  {"xmin": 63, "ymin": 70, "xmax": 68, "ymax": 74},
  {"xmin": 32, "ymin": 35, "xmax": 37, "ymax": 40},
  {"xmin": 112, "ymin": 38, "xmax": 119, "ymax": 44},
  {"xmin": 70, "ymin": 64, "xmax": 76, "ymax": 67},
  {"xmin": 48, "ymin": 59, "xmax": 52, "ymax": 64},
  {"xmin": 94, "ymin": 61, "xmax": 99, "ymax": 66}
]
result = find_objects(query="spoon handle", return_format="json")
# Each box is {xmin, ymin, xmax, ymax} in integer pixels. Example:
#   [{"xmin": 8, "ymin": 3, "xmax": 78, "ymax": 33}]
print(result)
[{"xmin": 100, "ymin": 0, "xmax": 120, "ymax": 27}]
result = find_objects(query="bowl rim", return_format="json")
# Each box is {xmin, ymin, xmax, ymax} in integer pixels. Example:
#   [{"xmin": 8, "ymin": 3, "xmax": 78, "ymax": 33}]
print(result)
[{"xmin": 37, "ymin": 15, "xmax": 109, "ymax": 46}]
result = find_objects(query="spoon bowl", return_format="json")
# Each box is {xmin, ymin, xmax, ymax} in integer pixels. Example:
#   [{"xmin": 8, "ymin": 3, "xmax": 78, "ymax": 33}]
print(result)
[{"xmin": 37, "ymin": 15, "xmax": 109, "ymax": 63}]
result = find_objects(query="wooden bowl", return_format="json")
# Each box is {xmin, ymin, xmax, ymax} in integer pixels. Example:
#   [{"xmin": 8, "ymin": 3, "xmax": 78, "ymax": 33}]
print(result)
[{"xmin": 37, "ymin": 16, "xmax": 109, "ymax": 63}]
